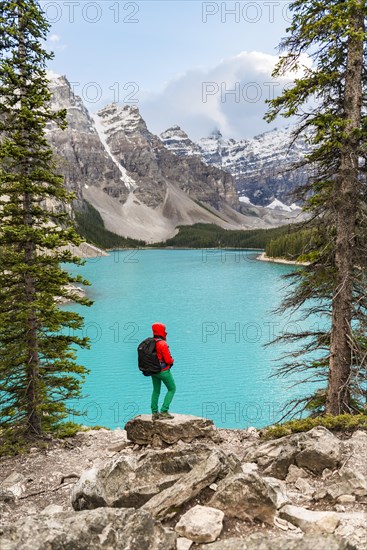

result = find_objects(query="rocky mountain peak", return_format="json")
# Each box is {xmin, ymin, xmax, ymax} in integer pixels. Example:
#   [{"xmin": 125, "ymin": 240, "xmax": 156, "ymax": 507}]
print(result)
[
  {"xmin": 95, "ymin": 103, "xmax": 149, "ymax": 139},
  {"xmin": 160, "ymin": 126, "xmax": 201, "ymax": 158}
]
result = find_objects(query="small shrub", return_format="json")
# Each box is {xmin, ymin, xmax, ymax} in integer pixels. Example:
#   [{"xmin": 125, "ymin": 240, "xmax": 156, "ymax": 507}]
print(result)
[
  {"xmin": 52, "ymin": 421, "xmax": 85, "ymax": 438},
  {"xmin": 261, "ymin": 414, "xmax": 367, "ymax": 440}
]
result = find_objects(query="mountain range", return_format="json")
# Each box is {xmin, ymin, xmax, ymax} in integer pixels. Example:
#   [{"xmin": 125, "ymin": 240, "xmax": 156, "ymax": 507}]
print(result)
[
  {"xmin": 47, "ymin": 75, "xmax": 307, "ymax": 242},
  {"xmin": 160, "ymin": 126, "xmax": 311, "ymax": 207}
]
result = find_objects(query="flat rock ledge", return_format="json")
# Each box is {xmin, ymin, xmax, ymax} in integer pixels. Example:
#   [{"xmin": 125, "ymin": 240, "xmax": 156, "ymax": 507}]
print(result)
[{"xmin": 125, "ymin": 414, "xmax": 216, "ymax": 445}]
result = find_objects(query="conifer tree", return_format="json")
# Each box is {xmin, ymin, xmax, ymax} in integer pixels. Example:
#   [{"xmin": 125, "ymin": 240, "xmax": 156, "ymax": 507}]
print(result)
[
  {"xmin": 0, "ymin": 0, "xmax": 91, "ymax": 439},
  {"xmin": 265, "ymin": 0, "xmax": 366, "ymax": 415}
]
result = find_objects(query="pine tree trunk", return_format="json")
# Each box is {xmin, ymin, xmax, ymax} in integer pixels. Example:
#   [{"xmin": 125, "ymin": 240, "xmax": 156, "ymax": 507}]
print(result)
[
  {"xmin": 24, "ymin": 197, "xmax": 42, "ymax": 436},
  {"xmin": 326, "ymin": 3, "xmax": 365, "ymax": 415},
  {"xmin": 18, "ymin": 6, "xmax": 42, "ymax": 436}
]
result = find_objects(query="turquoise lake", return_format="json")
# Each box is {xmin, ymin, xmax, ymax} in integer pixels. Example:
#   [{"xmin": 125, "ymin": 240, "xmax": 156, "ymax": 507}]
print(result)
[{"xmin": 64, "ymin": 249, "xmax": 318, "ymax": 429}]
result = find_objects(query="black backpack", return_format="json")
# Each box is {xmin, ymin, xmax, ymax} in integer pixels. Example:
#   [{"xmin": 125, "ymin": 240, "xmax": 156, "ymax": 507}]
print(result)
[{"xmin": 137, "ymin": 337, "xmax": 162, "ymax": 376}]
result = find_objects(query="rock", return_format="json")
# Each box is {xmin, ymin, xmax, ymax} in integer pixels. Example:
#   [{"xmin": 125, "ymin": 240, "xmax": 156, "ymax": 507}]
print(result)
[
  {"xmin": 152, "ymin": 434, "xmax": 163, "ymax": 449},
  {"xmin": 273, "ymin": 516, "xmax": 290, "ymax": 531},
  {"xmin": 335, "ymin": 511, "xmax": 367, "ymax": 550},
  {"xmin": 125, "ymin": 414, "xmax": 216, "ymax": 445},
  {"xmin": 175, "ymin": 505, "xmax": 224, "ymax": 543},
  {"xmin": 245, "ymin": 427, "xmax": 260, "ymax": 438},
  {"xmin": 248, "ymin": 427, "xmax": 341, "ymax": 479},
  {"xmin": 200, "ymin": 533, "xmax": 352, "ymax": 549},
  {"xmin": 72, "ymin": 447, "xmax": 212, "ymax": 511},
  {"xmin": 263, "ymin": 476, "xmax": 290, "ymax": 509},
  {"xmin": 0, "ymin": 487, "xmax": 15, "ymax": 503},
  {"xmin": 336, "ymin": 494, "xmax": 356, "ymax": 504},
  {"xmin": 322, "ymin": 468, "xmax": 333, "ymax": 480},
  {"xmin": 176, "ymin": 538, "xmax": 193, "ymax": 550},
  {"xmin": 40, "ymin": 504, "xmax": 64, "ymax": 515},
  {"xmin": 286, "ymin": 465, "xmax": 308, "ymax": 484},
  {"xmin": 295, "ymin": 478, "xmax": 314, "ymax": 496},
  {"xmin": 247, "ymin": 435, "xmax": 296, "ymax": 479},
  {"xmin": 324, "ymin": 467, "xmax": 367, "ymax": 501},
  {"xmin": 56, "ymin": 283, "xmax": 86, "ymax": 304},
  {"xmin": 241, "ymin": 462, "xmax": 258, "ymax": 475},
  {"xmin": 0, "ymin": 507, "xmax": 176, "ymax": 550},
  {"xmin": 1, "ymin": 472, "xmax": 26, "ymax": 498},
  {"xmin": 280, "ymin": 504, "xmax": 340, "ymax": 534},
  {"xmin": 295, "ymin": 427, "xmax": 342, "ymax": 475},
  {"xmin": 335, "ymin": 505, "xmax": 346, "ymax": 512},
  {"xmin": 273, "ymin": 516, "xmax": 302, "ymax": 533},
  {"xmin": 209, "ymin": 471, "xmax": 280, "ymax": 524},
  {"xmin": 341, "ymin": 431, "xmax": 367, "ymax": 478},
  {"xmin": 142, "ymin": 450, "xmax": 234, "ymax": 520},
  {"xmin": 209, "ymin": 483, "xmax": 218, "ymax": 491},
  {"xmin": 107, "ymin": 440, "xmax": 128, "ymax": 453}
]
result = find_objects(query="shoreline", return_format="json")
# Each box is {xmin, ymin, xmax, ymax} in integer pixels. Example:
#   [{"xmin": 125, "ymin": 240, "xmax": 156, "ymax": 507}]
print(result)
[
  {"xmin": 256, "ymin": 252, "xmax": 310, "ymax": 266},
  {"xmin": 105, "ymin": 246, "xmax": 265, "ymax": 252}
]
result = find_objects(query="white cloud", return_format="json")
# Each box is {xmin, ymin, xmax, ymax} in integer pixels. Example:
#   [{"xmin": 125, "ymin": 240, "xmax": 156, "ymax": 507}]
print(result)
[
  {"xmin": 139, "ymin": 51, "xmax": 311, "ymax": 140},
  {"xmin": 48, "ymin": 34, "xmax": 67, "ymax": 52},
  {"xmin": 49, "ymin": 34, "xmax": 60, "ymax": 43}
]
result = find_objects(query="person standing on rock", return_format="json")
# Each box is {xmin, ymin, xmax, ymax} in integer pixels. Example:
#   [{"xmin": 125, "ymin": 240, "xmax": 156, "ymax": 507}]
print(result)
[{"xmin": 151, "ymin": 322, "xmax": 176, "ymax": 420}]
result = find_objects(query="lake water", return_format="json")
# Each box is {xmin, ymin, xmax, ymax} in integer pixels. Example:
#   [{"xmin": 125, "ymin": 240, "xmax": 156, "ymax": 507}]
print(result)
[{"xmin": 64, "ymin": 249, "xmax": 313, "ymax": 429}]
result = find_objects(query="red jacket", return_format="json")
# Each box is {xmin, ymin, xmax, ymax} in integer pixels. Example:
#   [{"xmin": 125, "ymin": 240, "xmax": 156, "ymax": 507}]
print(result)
[{"xmin": 152, "ymin": 322, "xmax": 174, "ymax": 372}]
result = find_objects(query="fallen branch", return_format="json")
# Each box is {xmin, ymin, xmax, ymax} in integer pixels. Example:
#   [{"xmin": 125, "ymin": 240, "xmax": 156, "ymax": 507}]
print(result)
[{"xmin": 19, "ymin": 480, "xmax": 75, "ymax": 500}]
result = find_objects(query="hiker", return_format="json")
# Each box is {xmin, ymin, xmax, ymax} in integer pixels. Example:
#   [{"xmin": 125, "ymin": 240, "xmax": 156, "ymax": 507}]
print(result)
[{"xmin": 151, "ymin": 322, "xmax": 176, "ymax": 420}]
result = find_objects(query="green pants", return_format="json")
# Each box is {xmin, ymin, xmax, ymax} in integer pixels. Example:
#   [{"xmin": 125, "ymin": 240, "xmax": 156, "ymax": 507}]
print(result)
[{"xmin": 151, "ymin": 369, "xmax": 176, "ymax": 413}]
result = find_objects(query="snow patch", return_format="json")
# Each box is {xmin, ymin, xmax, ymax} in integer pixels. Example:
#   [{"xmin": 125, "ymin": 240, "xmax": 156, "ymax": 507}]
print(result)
[
  {"xmin": 239, "ymin": 196, "xmax": 252, "ymax": 205},
  {"xmin": 91, "ymin": 113, "xmax": 136, "ymax": 190},
  {"xmin": 266, "ymin": 198, "xmax": 293, "ymax": 212}
]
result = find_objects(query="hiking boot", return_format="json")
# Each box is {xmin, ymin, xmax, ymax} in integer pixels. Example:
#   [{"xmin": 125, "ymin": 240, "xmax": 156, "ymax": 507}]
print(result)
[
  {"xmin": 158, "ymin": 412, "xmax": 174, "ymax": 419},
  {"xmin": 152, "ymin": 413, "xmax": 160, "ymax": 421}
]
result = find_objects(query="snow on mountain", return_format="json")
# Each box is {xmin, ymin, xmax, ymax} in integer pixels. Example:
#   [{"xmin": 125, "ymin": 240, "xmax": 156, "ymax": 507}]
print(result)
[
  {"xmin": 266, "ymin": 198, "xmax": 294, "ymax": 212},
  {"xmin": 160, "ymin": 126, "xmax": 201, "ymax": 158},
  {"xmin": 239, "ymin": 196, "xmax": 253, "ymax": 205},
  {"xmin": 46, "ymin": 76, "xmax": 307, "ymax": 241},
  {"xmin": 161, "ymin": 125, "xmax": 311, "ymax": 207},
  {"xmin": 91, "ymin": 111, "xmax": 136, "ymax": 190}
]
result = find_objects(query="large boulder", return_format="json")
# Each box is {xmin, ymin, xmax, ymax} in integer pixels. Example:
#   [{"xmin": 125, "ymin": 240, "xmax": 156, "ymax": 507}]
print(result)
[
  {"xmin": 245, "ymin": 435, "xmax": 296, "ymax": 479},
  {"xmin": 0, "ymin": 507, "xmax": 176, "ymax": 550},
  {"xmin": 280, "ymin": 505, "xmax": 341, "ymax": 534},
  {"xmin": 175, "ymin": 504, "xmax": 224, "ymax": 543},
  {"xmin": 295, "ymin": 427, "xmax": 342, "ymax": 474},
  {"xmin": 208, "ymin": 471, "xmax": 285, "ymax": 524},
  {"xmin": 142, "ymin": 450, "xmax": 237, "ymax": 519},
  {"xmin": 200, "ymin": 533, "xmax": 352, "ymax": 549},
  {"xmin": 248, "ymin": 427, "xmax": 342, "ymax": 479},
  {"xmin": 72, "ymin": 446, "xmax": 211, "ymax": 510},
  {"xmin": 124, "ymin": 414, "xmax": 216, "ymax": 445}
]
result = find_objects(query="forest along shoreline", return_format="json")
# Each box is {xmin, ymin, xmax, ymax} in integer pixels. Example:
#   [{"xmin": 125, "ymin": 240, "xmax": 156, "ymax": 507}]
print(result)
[{"xmin": 256, "ymin": 252, "xmax": 311, "ymax": 266}]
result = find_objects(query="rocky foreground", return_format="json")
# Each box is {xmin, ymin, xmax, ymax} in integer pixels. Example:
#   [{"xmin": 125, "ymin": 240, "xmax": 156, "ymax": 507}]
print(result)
[{"xmin": 0, "ymin": 415, "xmax": 366, "ymax": 549}]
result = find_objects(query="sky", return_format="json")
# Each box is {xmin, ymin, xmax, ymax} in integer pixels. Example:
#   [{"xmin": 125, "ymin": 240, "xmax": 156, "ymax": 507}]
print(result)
[{"xmin": 42, "ymin": 1, "xmax": 296, "ymax": 140}]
